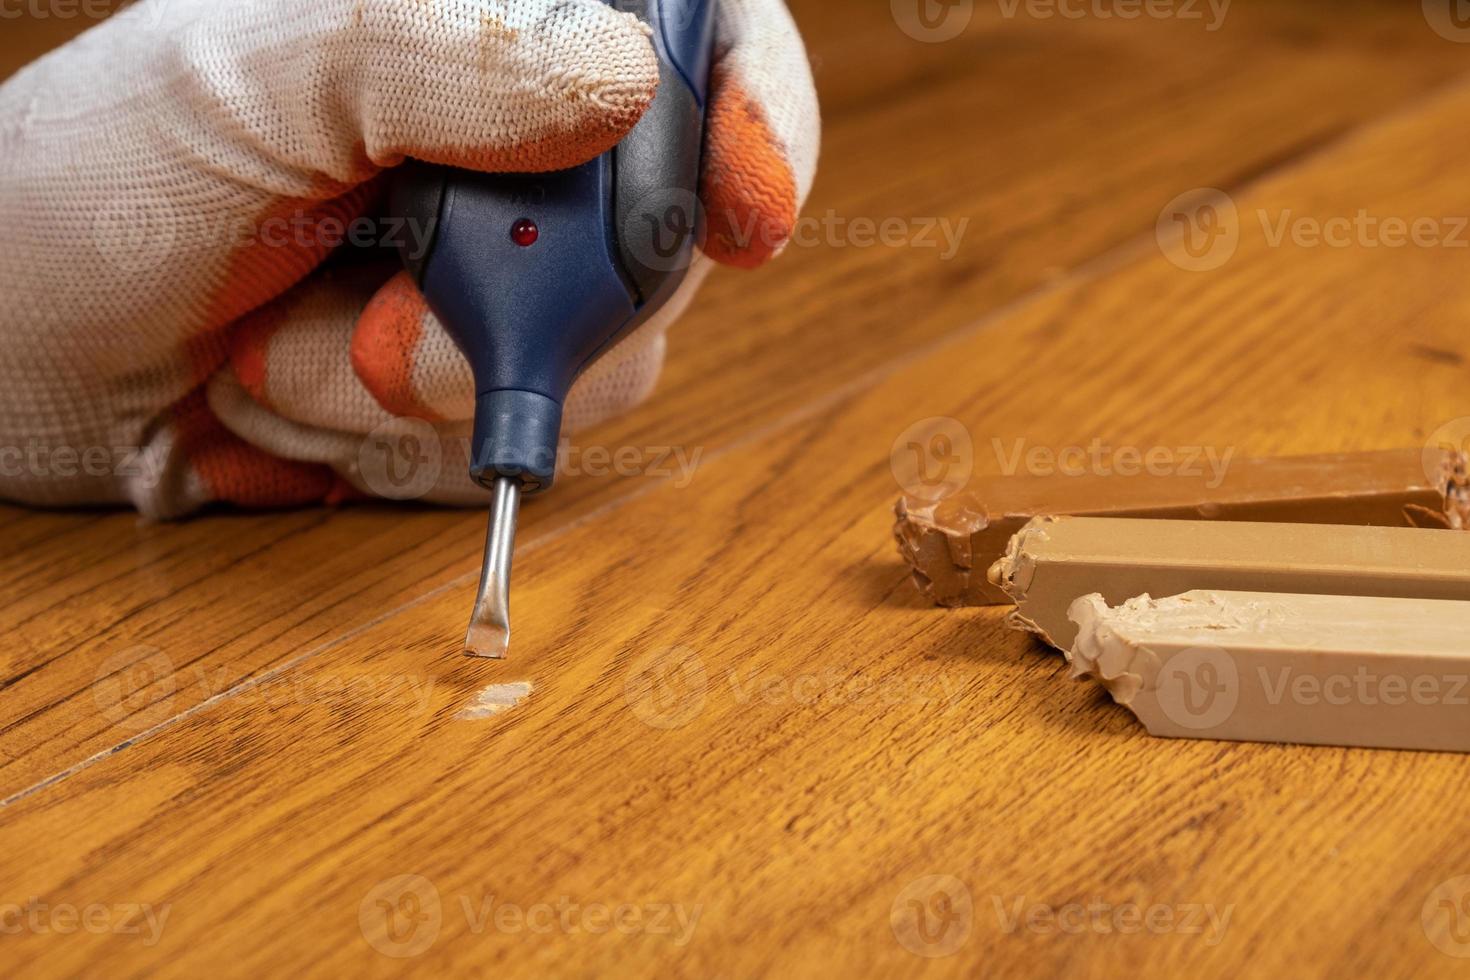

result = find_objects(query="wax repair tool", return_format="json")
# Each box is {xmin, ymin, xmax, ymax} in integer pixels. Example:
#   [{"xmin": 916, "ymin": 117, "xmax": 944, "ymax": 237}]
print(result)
[{"xmin": 390, "ymin": 0, "xmax": 716, "ymax": 658}]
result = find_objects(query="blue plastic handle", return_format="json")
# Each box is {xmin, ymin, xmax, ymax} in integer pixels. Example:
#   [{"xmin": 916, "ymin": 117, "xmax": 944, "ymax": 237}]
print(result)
[{"xmin": 390, "ymin": 0, "xmax": 716, "ymax": 493}]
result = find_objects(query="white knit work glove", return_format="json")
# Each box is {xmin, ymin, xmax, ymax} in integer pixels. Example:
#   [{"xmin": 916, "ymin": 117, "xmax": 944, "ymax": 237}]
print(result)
[{"xmin": 0, "ymin": 0, "xmax": 819, "ymax": 515}]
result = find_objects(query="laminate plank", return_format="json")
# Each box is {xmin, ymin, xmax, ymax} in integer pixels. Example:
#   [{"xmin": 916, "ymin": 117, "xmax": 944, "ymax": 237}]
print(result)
[
  {"xmin": 4, "ymin": 2, "xmax": 1464, "ymax": 802},
  {"xmin": 5, "ymin": 55, "xmax": 1470, "ymax": 979}
]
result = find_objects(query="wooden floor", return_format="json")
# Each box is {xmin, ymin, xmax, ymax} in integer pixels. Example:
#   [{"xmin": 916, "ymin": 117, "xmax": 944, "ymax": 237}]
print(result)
[{"xmin": 6, "ymin": 2, "xmax": 1470, "ymax": 976}]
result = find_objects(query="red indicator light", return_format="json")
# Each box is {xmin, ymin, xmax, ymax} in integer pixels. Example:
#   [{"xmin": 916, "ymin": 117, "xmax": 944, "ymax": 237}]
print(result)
[{"xmin": 511, "ymin": 218, "xmax": 539, "ymax": 247}]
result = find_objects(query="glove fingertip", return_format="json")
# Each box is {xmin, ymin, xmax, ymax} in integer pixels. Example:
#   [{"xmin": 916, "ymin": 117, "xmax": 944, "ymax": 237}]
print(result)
[
  {"xmin": 699, "ymin": 76, "xmax": 801, "ymax": 270},
  {"xmin": 377, "ymin": 0, "xmax": 661, "ymax": 175}
]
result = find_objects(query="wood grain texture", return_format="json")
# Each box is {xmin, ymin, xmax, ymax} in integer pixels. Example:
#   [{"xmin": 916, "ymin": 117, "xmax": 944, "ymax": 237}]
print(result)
[
  {"xmin": 4, "ymin": 2, "xmax": 1470, "ymax": 977},
  {"xmin": 4, "ymin": 0, "xmax": 1466, "ymax": 802}
]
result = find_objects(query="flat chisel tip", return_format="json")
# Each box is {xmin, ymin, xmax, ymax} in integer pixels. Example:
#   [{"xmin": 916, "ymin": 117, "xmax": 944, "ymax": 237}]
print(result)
[
  {"xmin": 464, "ymin": 621, "xmax": 510, "ymax": 660},
  {"xmin": 465, "ymin": 476, "xmax": 521, "ymax": 660}
]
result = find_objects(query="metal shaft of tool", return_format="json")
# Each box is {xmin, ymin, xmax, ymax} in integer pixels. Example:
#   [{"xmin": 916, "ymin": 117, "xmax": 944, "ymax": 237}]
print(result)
[{"xmin": 465, "ymin": 476, "xmax": 522, "ymax": 659}]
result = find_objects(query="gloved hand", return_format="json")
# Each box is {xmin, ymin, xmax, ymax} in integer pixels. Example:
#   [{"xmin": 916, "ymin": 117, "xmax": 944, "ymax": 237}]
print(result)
[{"xmin": 0, "ymin": 0, "xmax": 819, "ymax": 516}]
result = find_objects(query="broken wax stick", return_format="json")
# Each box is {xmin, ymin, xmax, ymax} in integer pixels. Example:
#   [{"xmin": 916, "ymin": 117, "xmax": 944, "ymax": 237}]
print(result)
[
  {"xmin": 894, "ymin": 448, "xmax": 1469, "ymax": 607},
  {"xmin": 1068, "ymin": 590, "xmax": 1470, "ymax": 753},
  {"xmin": 989, "ymin": 517, "xmax": 1470, "ymax": 652}
]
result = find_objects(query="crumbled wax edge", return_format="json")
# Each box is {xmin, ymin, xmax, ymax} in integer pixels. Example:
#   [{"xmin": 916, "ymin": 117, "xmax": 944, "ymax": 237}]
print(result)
[
  {"xmin": 1066, "ymin": 591, "xmax": 1292, "ymax": 708},
  {"xmin": 1443, "ymin": 451, "xmax": 1470, "ymax": 531},
  {"xmin": 893, "ymin": 502, "xmax": 934, "ymax": 590},
  {"xmin": 1066, "ymin": 594, "xmax": 1156, "ymax": 705},
  {"xmin": 893, "ymin": 497, "xmax": 983, "ymax": 567},
  {"xmin": 986, "ymin": 518, "xmax": 1057, "ymax": 600},
  {"xmin": 1003, "ymin": 607, "xmax": 1056, "ymax": 647},
  {"xmin": 893, "ymin": 497, "xmax": 969, "ymax": 604}
]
